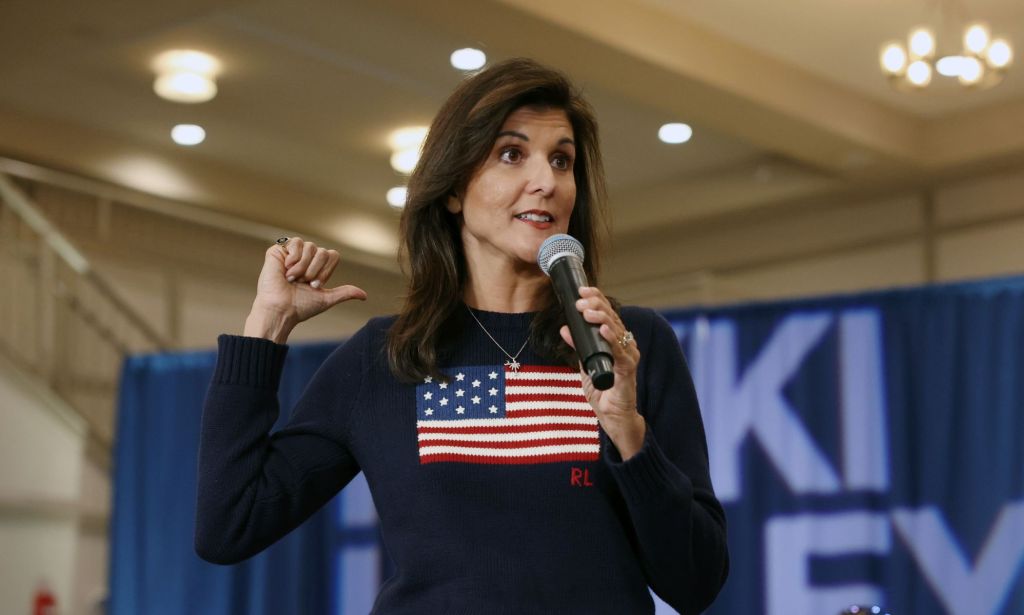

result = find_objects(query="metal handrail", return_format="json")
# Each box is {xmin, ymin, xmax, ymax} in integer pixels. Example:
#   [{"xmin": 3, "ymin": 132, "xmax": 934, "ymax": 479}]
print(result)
[
  {"xmin": 0, "ymin": 171, "xmax": 175, "ymax": 470},
  {"xmin": 0, "ymin": 156, "xmax": 400, "ymax": 274},
  {"xmin": 0, "ymin": 174, "xmax": 169, "ymax": 349}
]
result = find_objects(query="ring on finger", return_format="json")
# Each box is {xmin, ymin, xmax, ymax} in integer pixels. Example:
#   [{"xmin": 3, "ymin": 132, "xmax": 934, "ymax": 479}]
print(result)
[
  {"xmin": 617, "ymin": 330, "xmax": 635, "ymax": 349},
  {"xmin": 275, "ymin": 237, "xmax": 290, "ymax": 246}
]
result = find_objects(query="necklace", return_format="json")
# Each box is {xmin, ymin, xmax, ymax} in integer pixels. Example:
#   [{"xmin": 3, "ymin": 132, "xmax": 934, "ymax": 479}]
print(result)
[{"xmin": 466, "ymin": 306, "xmax": 530, "ymax": 372}]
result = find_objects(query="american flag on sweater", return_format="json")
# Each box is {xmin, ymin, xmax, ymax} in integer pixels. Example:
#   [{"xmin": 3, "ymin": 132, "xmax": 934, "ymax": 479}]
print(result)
[{"xmin": 415, "ymin": 364, "xmax": 600, "ymax": 465}]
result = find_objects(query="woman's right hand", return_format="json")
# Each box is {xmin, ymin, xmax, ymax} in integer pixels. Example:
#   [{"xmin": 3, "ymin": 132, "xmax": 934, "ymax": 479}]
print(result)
[{"xmin": 244, "ymin": 237, "xmax": 367, "ymax": 343}]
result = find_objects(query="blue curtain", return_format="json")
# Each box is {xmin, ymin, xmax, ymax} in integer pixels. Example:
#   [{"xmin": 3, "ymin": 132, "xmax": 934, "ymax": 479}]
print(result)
[
  {"xmin": 664, "ymin": 276, "xmax": 1024, "ymax": 615},
  {"xmin": 109, "ymin": 341, "xmax": 372, "ymax": 615},
  {"xmin": 110, "ymin": 276, "xmax": 1024, "ymax": 615}
]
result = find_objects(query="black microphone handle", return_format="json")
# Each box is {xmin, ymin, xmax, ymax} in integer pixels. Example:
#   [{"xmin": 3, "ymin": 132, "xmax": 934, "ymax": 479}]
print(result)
[{"xmin": 548, "ymin": 256, "xmax": 615, "ymax": 390}]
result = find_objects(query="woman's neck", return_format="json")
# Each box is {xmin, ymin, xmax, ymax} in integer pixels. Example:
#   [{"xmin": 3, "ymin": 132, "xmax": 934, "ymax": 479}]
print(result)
[{"xmin": 462, "ymin": 264, "xmax": 548, "ymax": 313}]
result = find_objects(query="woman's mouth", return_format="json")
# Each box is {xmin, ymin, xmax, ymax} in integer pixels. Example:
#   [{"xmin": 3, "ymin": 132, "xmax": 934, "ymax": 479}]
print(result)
[{"xmin": 514, "ymin": 211, "xmax": 553, "ymax": 228}]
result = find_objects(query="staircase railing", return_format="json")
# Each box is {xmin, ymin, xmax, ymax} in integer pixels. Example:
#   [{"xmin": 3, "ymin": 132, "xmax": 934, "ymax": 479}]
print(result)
[{"xmin": 0, "ymin": 172, "xmax": 171, "ymax": 469}]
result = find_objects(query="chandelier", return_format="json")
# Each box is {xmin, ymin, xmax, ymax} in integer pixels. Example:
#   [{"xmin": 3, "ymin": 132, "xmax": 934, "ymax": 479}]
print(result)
[{"xmin": 879, "ymin": 4, "xmax": 1014, "ymax": 90}]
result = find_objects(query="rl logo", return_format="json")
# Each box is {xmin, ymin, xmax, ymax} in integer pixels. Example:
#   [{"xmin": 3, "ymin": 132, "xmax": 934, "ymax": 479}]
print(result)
[{"xmin": 570, "ymin": 467, "xmax": 594, "ymax": 487}]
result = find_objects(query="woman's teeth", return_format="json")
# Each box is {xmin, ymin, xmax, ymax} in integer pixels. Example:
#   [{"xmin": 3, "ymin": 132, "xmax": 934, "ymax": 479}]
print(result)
[{"xmin": 515, "ymin": 213, "xmax": 552, "ymax": 222}]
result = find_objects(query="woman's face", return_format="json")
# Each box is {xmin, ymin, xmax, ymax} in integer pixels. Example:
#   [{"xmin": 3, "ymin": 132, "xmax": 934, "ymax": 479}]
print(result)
[{"xmin": 448, "ymin": 106, "xmax": 577, "ymax": 272}]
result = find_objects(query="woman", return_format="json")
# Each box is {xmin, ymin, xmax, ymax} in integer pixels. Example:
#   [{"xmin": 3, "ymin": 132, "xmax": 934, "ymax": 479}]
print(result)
[{"xmin": 195, "ymin": 58, "xmax": 728, "ymax": 614}]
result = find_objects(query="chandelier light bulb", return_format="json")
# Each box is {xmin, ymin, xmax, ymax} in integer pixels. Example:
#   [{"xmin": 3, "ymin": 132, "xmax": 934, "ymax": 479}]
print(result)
[
  {"xmin": 906, "ymin": 60, "xmax": 932, "ymax": 86},
  {"xmin": 879, "ymin": 20, "xmax": 1011, "ymax": 90},
  {"xmin": 909, "ymin": 28, "xmax": 936, "ymax": 58},
  {"xmin": 936, "ymin": 55, "xmax": 968, "ymax": 77},
  {"xmin": 964, "ymin": 23, "xmax": 991, "ymax": 55},
  {"xmin": 958, "ymin": 57, "xmax": 984, "ymax": 85},
  {"xmin": 880, "ymin": 42, "xmax": 908, "ymax": 74},
  {"xmin": 986, "ymin": 39, "xmax": 1013, "ymax": 68}
]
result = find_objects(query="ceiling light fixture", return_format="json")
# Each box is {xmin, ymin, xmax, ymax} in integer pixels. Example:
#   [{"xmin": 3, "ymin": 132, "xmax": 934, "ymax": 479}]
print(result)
[
  {"xmin": 387, "ymin": 126, "xmax": 429, "ymax": 175},
  {"xmin": 658, "ymin": 123, "xmax": 693, "ymax": 144},
  {"xmin": 386, "ymin": 186, "xmax": 408, "ymax": 209},
  {"xmin": 171, "ymin": 124, "xmax": 206, "ymax": 146},
  {"xmin": 389, "ymin": 126, "xmax": 429, "ymax": 151},
  {"xmin": 152, "ymin": 50, "xmax": 221, "ymax": 103},
  {"xmin": 450, "ymin": 48, "xmax": 486, "ymax": 71},
  {"xmin": 390, "ymin": 150, "xmax": 419, "ymax": 174},
  {"xmin": 879, "ymin": 5, "xmax": 1013, "ymax": 90},
  {"xmin": 385, "ymin": 126, "xmax": 428, "ymax": 206}
]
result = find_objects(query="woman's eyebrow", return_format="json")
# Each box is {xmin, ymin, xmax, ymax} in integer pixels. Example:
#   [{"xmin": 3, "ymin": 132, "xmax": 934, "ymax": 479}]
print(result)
[
  {"xmin": 496, "ymin": 130, "xmax": 529, "ymax": 141},
  {"xmin": 496, "ymin": 131, "xmax": 576, "ymax": 147}
]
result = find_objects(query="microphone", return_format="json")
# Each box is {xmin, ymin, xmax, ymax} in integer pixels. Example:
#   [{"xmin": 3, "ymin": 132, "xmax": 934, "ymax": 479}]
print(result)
[{"xmin": 537, "ymin": 234, "xmax": 614, "ymax": 390}]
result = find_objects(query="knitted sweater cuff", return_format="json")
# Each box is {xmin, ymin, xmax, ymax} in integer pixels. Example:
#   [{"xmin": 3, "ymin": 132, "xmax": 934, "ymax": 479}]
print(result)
[
  {"xmin": 604, "ymin": 424, "xmax": 693, "ymax": 504},
  {"xmin": 212, "ymin": 334, "xmax": 289, "ymax": 389}
]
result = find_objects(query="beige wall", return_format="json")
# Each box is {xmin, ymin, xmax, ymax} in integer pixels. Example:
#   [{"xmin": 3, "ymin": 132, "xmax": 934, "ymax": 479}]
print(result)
[
  {"xmin": 606, "ymin": 165, "xmax": 1024, "ymax": 308},
  {"xmin": 21, "ymin": 162, "xmax": 1024, "ymax": 346},
  {"xmin": 0, "ymin": 352, "xmax": 86, "ymax": 614}
]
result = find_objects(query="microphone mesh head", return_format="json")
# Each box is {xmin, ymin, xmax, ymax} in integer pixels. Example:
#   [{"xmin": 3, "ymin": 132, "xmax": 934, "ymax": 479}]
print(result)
[{"xmin": 537, "ymin": 234, "xmax": 585, "ymax": 276}]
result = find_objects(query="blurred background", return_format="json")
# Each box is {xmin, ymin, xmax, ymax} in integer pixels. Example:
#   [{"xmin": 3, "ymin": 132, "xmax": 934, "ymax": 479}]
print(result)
[{"xmin": 1, "ymin": 0, "xmax": 1023, "ymax": 613}]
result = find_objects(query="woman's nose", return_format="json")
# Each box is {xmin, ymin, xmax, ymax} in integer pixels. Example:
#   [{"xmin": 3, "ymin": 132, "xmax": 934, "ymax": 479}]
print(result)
[{"xmin": 525, "ymin": 159, "xmax": 556, "ymax": 195}]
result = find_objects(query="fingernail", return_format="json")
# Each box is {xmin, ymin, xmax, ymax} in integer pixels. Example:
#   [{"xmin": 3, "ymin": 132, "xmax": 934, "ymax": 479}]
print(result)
[
  {"xmin": 287, "ymin": 276, "xmax": 295, "ymax": 282},
  {"xmin": 310, "ymin": 280, "xmax": 321, "ymax": 289}
]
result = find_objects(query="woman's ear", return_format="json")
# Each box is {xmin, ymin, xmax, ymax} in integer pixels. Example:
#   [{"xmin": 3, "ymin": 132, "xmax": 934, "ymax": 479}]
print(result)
[{"xmin": 446, "ymin": 193, "xmax": 462, "ymax": 214}]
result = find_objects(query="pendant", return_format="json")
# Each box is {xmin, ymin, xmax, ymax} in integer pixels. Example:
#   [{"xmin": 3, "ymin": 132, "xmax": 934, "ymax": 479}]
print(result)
[{"xmin": 504, "ymin": 358, "xmax": 521, "ymax": 372}]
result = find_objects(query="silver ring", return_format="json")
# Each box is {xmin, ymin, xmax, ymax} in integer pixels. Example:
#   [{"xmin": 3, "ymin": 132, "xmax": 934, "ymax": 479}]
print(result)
[
  {"xmin": 275, "ymin": 237, "xmax": 290, "ymax": 246},
  {"xmin": 617, "ymin": 331, "xmax": 635, "ymax": 349}
]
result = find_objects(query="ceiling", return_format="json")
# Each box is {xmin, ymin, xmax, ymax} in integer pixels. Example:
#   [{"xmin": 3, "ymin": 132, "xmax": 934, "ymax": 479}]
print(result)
[{"xmin": 1, "ymin": 0, "xmax": 1022, "ymax": 274}]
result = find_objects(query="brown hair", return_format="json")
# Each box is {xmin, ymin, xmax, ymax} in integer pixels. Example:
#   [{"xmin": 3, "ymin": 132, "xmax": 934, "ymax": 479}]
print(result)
[{"xmin": 386, "ymin": 58, "xmax": 609, "ymax": 382}]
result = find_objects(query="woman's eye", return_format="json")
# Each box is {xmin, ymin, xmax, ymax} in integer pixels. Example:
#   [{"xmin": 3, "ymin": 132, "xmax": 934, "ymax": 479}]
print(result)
[
  {"xmin": 552, "ymin": 155, "xmax": 572, "ymax": 170},
  {"xmin": 499, "ymin": 147, "xmax": 522, "ymax": 163}
]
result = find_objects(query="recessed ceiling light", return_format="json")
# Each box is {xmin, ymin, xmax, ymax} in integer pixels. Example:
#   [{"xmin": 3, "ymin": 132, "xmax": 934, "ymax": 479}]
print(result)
[
  {"xmin": 153, "ymin": 50, "xmax": 221, "ymax": 76},
  {"xmin": 386, "ymin": 186, "xmax": 408, "ymax": 209},
  {"xmin": 389, "ymin": 126, "xmax": 429, "ymax": 150},
  {"xmin": 450, "ymin": 48, "xmax": 486, "ymax": 71},
  {"xmin": 171, "ymin": 124, "xmax": 206, "ymax": 146},
  {"xmin": 387, "ymin": 126, "xmax": 428, "ymax": 175},
  {"xmin": 330, "ymin": 215, "xmax": 399, "ymax": 256},
  {"xmin": 152, "ymin": 49, "xmax": 221, "ymax": 104},
  {"xmin": 99, "ymin": 154, "xmax": 207, "ymax": 202},
  {"xmin": 658, "ymin": 123, "xmax": 692, "ymax": 144},
  {"xmin": 155, "ymin": 73, "xmax": 218, "ymax": 103},
  {"xmin": 390, "ymin": 149, "xmax": 419, "ymax": 174}
]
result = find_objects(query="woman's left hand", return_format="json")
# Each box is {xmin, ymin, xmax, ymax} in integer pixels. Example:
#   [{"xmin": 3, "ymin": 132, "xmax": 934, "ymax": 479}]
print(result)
[{"xmin": 559, "ymin": 286, "xmax": 646, "ymax": 459}]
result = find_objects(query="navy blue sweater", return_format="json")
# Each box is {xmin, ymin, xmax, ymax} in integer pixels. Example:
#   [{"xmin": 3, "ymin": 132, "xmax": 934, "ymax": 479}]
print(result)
[{"xmin": 195, "ymin": 306, "xmax": 728, "ymax": 614}]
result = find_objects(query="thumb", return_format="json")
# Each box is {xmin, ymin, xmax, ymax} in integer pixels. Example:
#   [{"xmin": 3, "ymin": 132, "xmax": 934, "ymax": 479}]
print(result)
[
  {"xmin": 322, "ymin": 284, "xmax": 368, "ymax": 306},
  {"xmin": 263, "ymin": 244, "xmax": 288, "ymax": 273},
  {"xmin": 559, "ymin": 325, "xmax": 576, "ymax": 350}
]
